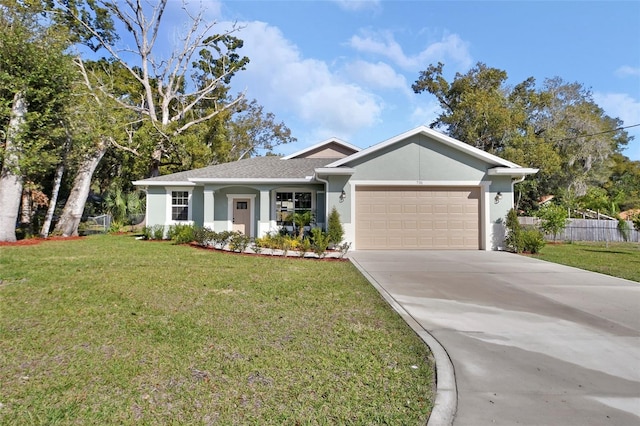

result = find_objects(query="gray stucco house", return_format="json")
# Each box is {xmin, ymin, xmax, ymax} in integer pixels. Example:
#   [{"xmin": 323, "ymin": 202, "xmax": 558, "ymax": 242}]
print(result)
[{"xmin": 133, "ymin": 126, "xmax": 537, "ymax": 250}]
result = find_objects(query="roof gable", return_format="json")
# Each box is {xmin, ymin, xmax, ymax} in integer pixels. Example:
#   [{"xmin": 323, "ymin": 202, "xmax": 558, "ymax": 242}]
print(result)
[
  {"xmin": 327, "ymin": 126, "xmax": 521, "ymax": 169},
  {"xmin": 283, "ymin": 138, "xmax": 360, "ymax": 159}
]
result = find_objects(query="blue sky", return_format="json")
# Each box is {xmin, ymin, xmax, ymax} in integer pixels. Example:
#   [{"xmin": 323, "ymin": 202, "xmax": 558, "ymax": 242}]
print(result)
[{"xmin": 161, "ymin": 0, "xmax": 640, "ymax": 160}]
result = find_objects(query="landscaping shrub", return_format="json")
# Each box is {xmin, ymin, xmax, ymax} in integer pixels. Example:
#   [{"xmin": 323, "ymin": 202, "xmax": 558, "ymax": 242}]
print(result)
[
  {"xmin": 327, "ymin": 206, "xmax": 344, "ymax": 245},
  {"xmin": 228, "ymin": 232, "xmax": 251, "ymax": 252},
  {"xmin": 142, "ymin": 224, "xmax": 165, "ymax": 240},
  {"xmin": 504, "ymin": 208, "xmax": 523, "ymax": 252},
  {"xmin": 521, "ymin": 227, "xmax": 546, "ymax": 254},
  {"xmin": 311, "ymin": 227, "xmax": 330, "ymax": 258},
  {"xmin": 193, "ymin": 227, "xmax": 216, "ymax": 247},
  {"xmin": 211, "ymin": 230, "xmax": 234, "ymax": 248},
  {"xmin": 152, "ymin": 224, "xmax": 165, "ymax": 240},
  {"xmin": 337, "ymin": 241, "xmax": 352, "ymax": 258},
  {"xmin": 167, "ymin": 223, "xmax": 196, "ymax": 244}
]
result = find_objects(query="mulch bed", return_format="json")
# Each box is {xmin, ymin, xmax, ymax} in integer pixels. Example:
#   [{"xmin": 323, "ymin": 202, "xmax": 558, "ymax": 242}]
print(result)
[{"xmin": 0, "ymin": 236, "xmax": 83, "ymax": 247}]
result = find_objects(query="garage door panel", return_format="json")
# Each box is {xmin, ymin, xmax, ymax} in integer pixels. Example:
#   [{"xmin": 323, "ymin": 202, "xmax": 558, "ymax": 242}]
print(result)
[{"xmin": 356, "ymin": 186, "xmax": 480, "ymax": 250}]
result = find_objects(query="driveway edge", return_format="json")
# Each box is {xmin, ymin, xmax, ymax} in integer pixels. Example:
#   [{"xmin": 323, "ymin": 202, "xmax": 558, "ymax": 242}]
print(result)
[{"xmin": 349, "ymin": 257, "xmax": 457, "ymax": 426}]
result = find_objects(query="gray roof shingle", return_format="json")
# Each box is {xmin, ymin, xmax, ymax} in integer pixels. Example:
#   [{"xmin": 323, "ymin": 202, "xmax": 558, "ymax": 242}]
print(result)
[{"xmin": 137, "ymin": 157, "xmax": 333, "ymax": 182}]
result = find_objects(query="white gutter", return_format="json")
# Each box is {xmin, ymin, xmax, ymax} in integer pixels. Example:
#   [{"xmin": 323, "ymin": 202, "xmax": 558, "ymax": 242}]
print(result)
[
  {"xmin": 132, "ymin": 180, "xmax": 195, "ymax": 187},
  {"xmin": 488, "ymin": 167, "xmax": 539, "ymax": 176},
  {"xmin": 188, "ymin": 177, "xmax": 312, "ymax": 184}
]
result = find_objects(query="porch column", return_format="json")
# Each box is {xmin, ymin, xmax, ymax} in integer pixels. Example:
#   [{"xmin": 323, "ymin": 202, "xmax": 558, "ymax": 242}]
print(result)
[
  {"xmin": 203, "ymin": 185, "xmax": 215, "ymax": 229},
  {"xmin": 258, "ymin": 189, "xmax": 271, "ymax": 237}
]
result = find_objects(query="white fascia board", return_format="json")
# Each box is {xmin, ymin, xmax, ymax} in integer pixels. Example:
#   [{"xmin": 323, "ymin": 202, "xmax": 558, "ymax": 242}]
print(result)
[
  {"xmin": 282, "ymin": 138, "xmax": 361, "ymax": 159},
  {"xmin": 488, "ymin": 167, "xmax": 539, "ymax": 176},
  {"xmin": 314, "ymin": 167, "xmax": 356, "ymax": 176},
  {"xmin": 188, "ymin": 177, "xmax": 313, "ymax": 184},
  {"xmin": 327, "ymin": 125, "xmax": 522, "ymax": 168},
  {"xmin": 132, "ymin": 180, "xmax": 195, "ymax": 187}
]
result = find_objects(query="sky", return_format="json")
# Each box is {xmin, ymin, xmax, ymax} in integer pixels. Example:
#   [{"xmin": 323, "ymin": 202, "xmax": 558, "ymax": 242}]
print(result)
[{"xmin": 158, "ymin": 0, "xmax": 640, "ymax": 160}]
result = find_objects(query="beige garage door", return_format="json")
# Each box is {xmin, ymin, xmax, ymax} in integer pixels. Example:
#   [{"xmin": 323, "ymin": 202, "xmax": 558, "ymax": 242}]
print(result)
[{"xmin": 355, "ymin": 186, "xmax": 480, "ymax": 250}]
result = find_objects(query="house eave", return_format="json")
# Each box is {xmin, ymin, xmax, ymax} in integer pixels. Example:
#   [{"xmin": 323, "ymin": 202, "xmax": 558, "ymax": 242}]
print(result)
[
  {"xmin": 132, "ymin": 180, "xmax": 195, "ymax": 187},
  {"xmin": 314, "ymin": 167, "xmax": 356, "ymax": 176},
  {"xmin": 487, "ymin": 167, "xmax": 539, "ymax": 176},
  {"xmin": 188, "ymin": 177, "xmax": 315, "ymax": 184}
]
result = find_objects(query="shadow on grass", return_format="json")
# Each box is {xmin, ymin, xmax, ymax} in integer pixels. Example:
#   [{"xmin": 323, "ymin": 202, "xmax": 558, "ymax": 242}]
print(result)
[{"xmin": 582, "ymin": 249, "xmax": 632, "ymax": 255}]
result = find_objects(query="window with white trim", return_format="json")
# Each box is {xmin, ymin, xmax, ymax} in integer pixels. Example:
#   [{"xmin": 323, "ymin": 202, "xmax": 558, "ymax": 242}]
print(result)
[
  {"xmin": 276, "ymin": 191, "xmax": 312, "ymax": 225},
  {"xmin": 171, "ymin": 191, "xmax": 189, "ymax": 221}
]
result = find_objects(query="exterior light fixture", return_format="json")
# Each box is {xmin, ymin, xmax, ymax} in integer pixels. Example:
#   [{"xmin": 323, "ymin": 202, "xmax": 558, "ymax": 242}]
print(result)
[
  {"xmin": 339, "ymin": 189, "xmax": 346, "ymax": 202},
  {"xmin": 494, "ymin": 191, "xmax": 503, "ymax": 204}
]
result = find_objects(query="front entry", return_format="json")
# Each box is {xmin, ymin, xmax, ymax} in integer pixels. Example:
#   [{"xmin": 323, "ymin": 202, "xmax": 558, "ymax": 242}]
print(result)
[{"xmin": 232, "ymin": 198, "xmax": 251, "ymax": 235}]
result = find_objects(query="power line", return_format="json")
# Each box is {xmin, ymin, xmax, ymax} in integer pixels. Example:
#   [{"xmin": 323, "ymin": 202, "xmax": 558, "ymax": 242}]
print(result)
[{"xmin": 555, "ymin": 123, "xmax": 640, "ymax": 142}]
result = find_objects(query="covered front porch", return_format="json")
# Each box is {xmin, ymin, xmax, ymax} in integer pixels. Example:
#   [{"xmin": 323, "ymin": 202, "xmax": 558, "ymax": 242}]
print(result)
[{"xmin": 195, "ymin": 183, "xmax": 326, "ymax": 238}]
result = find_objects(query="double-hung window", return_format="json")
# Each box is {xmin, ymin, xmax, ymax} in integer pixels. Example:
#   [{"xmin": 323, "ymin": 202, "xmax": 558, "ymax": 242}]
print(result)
[
  {"xmin": 171, "ymin": 191, "xmax": 189, "ymax": 221},
  {"xmin": 276, "ymin": 191, "xmax": 312, "ymax": 226}
]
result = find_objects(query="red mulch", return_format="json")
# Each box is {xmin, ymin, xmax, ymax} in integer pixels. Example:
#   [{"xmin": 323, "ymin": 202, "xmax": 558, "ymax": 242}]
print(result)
[{"xmin": 0, "ymin": 236, "xmax": 83, "ymax": 246}]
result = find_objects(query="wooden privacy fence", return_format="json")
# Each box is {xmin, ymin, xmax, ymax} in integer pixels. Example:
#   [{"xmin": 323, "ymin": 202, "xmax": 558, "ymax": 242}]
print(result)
[{"xmin": 519, "ymin": 217, "xmax": 640, "ymax": 243}]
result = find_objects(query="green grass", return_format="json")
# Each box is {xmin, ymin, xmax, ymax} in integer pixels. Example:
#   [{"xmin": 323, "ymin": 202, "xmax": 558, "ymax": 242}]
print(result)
[
  {"xmin": 538, "ymin": 241, "xmax": 640, "ymax": 282},
  {"xmin": 0, "ymin": 235, "xmax": 434, "ymax": 425}
]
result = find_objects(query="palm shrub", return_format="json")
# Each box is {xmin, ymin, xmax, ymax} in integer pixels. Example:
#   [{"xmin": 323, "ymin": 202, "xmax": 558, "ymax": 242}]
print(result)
[
  {"xmin": 327, "ymin": 207, "xmax": 344, "ymax": 245},
  {"xmin": 292, "ymin": 210, "xmax": 314, "ymax": 240}
]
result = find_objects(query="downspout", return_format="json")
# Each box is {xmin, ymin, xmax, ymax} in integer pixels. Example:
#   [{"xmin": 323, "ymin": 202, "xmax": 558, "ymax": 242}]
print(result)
[
  {"xmin": 512, "ymin": 175, "xmax": 526, "ymax": 211},
  {"xmin": 314, "ymin": 173, "xmax": 330, "ymax": 231}
]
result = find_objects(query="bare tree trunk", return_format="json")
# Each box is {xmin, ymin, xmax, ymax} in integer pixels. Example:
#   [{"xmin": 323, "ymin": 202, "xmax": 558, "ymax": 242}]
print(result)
[
  {"xmin": 40, "ymin": 128, "xmax": 71, "ymax": 238},
  {"xmin": 0, "ymin": 92, "xmax": 27, "ymax": 242},
  {"xmin": 54, "ymin": 138, "xmax": 108, "ymax": 237},
  {"xmin": 19, "ymin": 188, "xmax": 34, "ymax": 236},
  {"xmin": 40, "ymin": 161, "xmax": 65, "ymax": 238}
]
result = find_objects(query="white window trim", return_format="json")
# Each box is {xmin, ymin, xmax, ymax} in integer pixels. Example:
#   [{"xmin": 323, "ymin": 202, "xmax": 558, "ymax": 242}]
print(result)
[
  {"xmin": 271, "ymin": 188, "xmax": 316, "ymax": 228},
  {"xmin": 226, "ymin": 194, "xmax": 256, "ymax": 237},
  {"xmin": 167, "ymin": 187, "xmax": 193, "ymax": 224}
]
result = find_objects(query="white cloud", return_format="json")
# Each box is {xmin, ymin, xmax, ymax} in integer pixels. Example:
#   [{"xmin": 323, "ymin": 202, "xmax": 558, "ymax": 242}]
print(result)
[
  {"xmin": 615, "ymin": 65, "xmax": 640, "ymax": 78},
  {"xmin": 343, "ymin": 60, "xmax": 411, "ymax": 94},
  {"xmin": 331, "ymin": 0, "xmax": 382, "ymax": 12},
  {"xmin": 348, "ymin": 30, "xmax": 472, "ymax": 71},
  {"xmin": 410, "ymin": 101, "xmax": 441, "ymax": 128},
  {"xmin": 228, "ymin": 21, "xmax": 383, "ymax": 139},
  {"xmin": 594, "ymin": 92, "xmax": 640, "ymax": 160}
]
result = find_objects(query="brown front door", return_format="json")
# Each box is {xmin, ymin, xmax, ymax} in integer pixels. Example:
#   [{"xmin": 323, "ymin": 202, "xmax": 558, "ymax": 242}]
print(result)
[{"xmin": 232, "ymin": 198, "xmax": 251, "ymax": 235}]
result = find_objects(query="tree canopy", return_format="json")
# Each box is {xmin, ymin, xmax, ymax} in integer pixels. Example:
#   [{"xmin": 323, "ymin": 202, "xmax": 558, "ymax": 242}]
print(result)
[{"xmin": 413, "ymin": 61, "xmax": 633, "ymax": 212}]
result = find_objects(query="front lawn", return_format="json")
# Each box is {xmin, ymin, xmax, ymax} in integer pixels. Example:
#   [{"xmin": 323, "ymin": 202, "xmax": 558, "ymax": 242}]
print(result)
[
  {"xmin": 538, "ymin": 241, "xmax": 640, "ymax": 282},
  {"xmin": 0, "ymin": 235, "xmax": 434, "ymax": 425}
]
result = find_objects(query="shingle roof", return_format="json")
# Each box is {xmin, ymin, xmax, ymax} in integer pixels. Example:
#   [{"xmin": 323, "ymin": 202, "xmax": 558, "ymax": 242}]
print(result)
[{"xmin": 136, "ymin": 157, "xmax": 333, "ymax": 182}]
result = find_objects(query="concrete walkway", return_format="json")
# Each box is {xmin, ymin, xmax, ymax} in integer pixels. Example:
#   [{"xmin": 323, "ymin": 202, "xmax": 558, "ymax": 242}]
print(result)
[{"xmin": 349, "ymin": 250, "xmax": 640, "ymax": 426}]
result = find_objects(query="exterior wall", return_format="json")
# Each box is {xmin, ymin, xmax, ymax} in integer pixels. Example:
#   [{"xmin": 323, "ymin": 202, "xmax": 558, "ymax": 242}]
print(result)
[
  {"xmin": 146, "ymin": 183, "xmax": 325, "ymax": 238},
  {"xmin": 191, "ymin": 186, "xmax": 204, "ymax": 227},
  {"xmin": 146, "ymin": 187, "xmax": 167, "ymax": 227},
  {"xmin": 339, "ymin": 134, "xmax": 510, "ymax": 251}
]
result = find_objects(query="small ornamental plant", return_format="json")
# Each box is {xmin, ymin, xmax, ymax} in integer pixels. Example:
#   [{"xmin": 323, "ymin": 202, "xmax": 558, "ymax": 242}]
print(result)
[{"xmin": 327, "ymin": 206, "xmax": 344, "ymax": 246}]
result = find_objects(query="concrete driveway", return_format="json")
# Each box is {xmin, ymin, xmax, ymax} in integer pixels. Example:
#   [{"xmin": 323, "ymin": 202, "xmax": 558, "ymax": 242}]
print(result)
[{"xmin": 349, "ymin": 250, "xmax": 640, "ymax": 426}]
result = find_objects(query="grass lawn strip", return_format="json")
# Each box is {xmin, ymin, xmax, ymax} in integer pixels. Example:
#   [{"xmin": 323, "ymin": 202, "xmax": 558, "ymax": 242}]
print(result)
[
  {"xmin": 538, "ymin": 241, "xmax": 640, "ymax": 282},
  {"xmin": 0, "ymin": 235, "xmax": 434, "ymax": 424}
]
